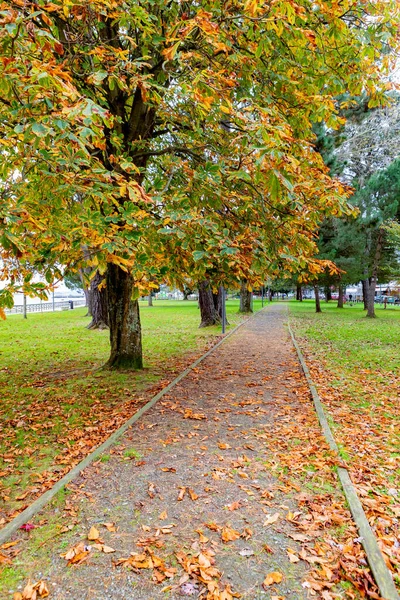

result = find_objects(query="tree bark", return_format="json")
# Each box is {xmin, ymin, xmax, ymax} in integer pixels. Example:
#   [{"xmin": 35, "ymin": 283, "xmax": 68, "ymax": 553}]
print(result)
[
  {"xmin": 213, "ymin": 286, "xmax": 229, "ymax": 325},
  {"xmin": 314, "ymin": 286, "xmax": 322, "ymax": 313},
  {"xmin": 148, "ymin": 294, "xmax": 153, "ymax": 307},
  {"xmin": 337, "ymin": 283, "xmax": 344, "ymax": 308},
  {"xmin": 198, "ymin": 281, "xmax": 221, "ymax": 327},
  {"xmin": 296, "ymin": 285, "xmax": 303, "ymax": 301},
  {"xmin": 324, "ymin": 286, "xmax": 332, "ymax": 302},
  {"xmin": 366, "ymin": 229, "xmax": 384, "ymax": 319},
  {"xmin": 239, "ymin": 281, "xmax": 253, "ymax": 313},
  {"xmin": 106, "ymin": 263, "xmax": 143, "ymax": 369},
  {"xmin": 362, "ymin": 279, "xmax": 369, "ymax": 310},
  {"xmin": 87, "ymin": 270, "xmax": 109, "ymax": 330}
]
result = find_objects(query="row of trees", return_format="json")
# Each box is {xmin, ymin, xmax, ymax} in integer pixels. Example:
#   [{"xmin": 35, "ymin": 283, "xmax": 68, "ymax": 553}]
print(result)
[
  {"xmin": 307, "ymin": 100, "xmax": 400, "ymax": 318},
  {"xmin": 1, "ymin": 0, "xmax": 399, "ymax": 367}
]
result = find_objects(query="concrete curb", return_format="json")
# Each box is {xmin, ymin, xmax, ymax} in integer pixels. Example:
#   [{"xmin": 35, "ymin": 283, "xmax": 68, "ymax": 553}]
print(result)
[
  {"xmin": 0, "ymin": 313, "xmax": 255, "ymax": 546},
  {"xmin": 288, "ymin": 321, "xmax": 399, "ymax": 600}
]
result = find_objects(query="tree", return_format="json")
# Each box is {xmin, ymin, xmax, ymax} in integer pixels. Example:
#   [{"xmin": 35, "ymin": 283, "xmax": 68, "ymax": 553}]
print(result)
[
  {"xmin": 198, "ymin": 280, "xmax": 221, "ymax": 328},
  {"xmin": 351, "ymin": 159, "xmax": 400, "ymax": 317},
  {"xmin": 239, "ymin": 281, "xmax": 252, "ymax": 314},
  {"xmin": 1, "ymin": 0, "xmax": 399, "ymax": 357}
]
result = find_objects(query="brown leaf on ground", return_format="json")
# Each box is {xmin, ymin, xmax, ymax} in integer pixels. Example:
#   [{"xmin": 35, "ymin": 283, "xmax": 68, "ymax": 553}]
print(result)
[
  {"xmin": 0, "ymin": 552, "xmax": 12, "ymax": 564},
  {"xmin": 263, "ymin": 512, "xmax": 280, "ymax": 526},
  {"xmin": 221, "ymin": 526, "xmax": 241, "ymax": 542},
  {"xmin": 15, "ymin": 579, "xmax": 49, "ymax": 599},
  {"xmin": 188, "ymin": 488, "xmax": 199, "ymax": 501},
  {"xmin": 263, "ymin": 572, "xmax": 283, "ymax": 587},
  {"xmin": 184, "ymin": 409, "xmax": 206, "ymax": 420},
  {"xmin": 87, "ymin": 526, "xmax": 100, "ymax": 541},
  {"xmin": 226, "ymin": 501, "xmax": 241, "ymax": 511},
  {"xmin": 61, "ymin": 542, "xmax": 90, "ymax": 565},
  {"xmin": 177, "ymin": 487, "xmax": 186, "ymax": 501}
]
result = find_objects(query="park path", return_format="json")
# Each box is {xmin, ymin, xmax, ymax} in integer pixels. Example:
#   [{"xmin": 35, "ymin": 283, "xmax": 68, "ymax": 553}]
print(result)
[{"xmin": 11, "ymin": 305, "xmax": 365, "ymax": 599}]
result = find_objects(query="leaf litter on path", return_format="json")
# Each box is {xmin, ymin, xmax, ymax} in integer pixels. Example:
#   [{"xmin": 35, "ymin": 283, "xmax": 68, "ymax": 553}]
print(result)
[{"xmin": 6, "ymin": 306, "xmax": 386, "ymax": 599}]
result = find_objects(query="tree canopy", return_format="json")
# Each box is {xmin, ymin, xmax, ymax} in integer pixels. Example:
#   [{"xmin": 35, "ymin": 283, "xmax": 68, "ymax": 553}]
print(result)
[{"xmin": 0, "ymin": 0, "xmax": 399, "ymax": 362}]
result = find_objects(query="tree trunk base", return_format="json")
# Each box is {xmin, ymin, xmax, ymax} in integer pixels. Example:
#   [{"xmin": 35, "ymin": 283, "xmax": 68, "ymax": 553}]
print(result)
[
  {"xmin": 87, "ymin": 319, "xmax": 109, "ymax": 330},
  {"xmin": 199, "ymin": 315, "xmax": 222, "ymax": 328},
  {"xmin": 106, "ymin": 355, "xmax": 143, "ymax": 370}
]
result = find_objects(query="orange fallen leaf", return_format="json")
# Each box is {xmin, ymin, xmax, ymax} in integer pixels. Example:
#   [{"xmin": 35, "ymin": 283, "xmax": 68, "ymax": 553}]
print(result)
[
  {"xmin": 87, "ymin": 526, "xmax": 100, "ymax": 541},
  {"xmin": 159, "ymin": 511, "xmax": 168, "ymax": 520},
  {"xmin": 218, "ymin": 442, "xmax": 231, "ymax": 450},
  {"xmin": 177, "ymin": 487, "xmax": 186, "ymax": 501},
  {"xmin": 263, "ymin": 571, "xmax": 283, "ymax": 587},
  {"xmin": 221, "ymin": 527, "xmax": 240, "ymax": 542},
  {"xmin": 188, "ymin": 488, "xmax": 198, "ymax": 501}
]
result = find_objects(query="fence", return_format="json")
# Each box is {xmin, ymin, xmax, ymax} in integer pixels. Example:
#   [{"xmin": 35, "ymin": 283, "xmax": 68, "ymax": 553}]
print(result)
[{"xmin": 5, "ymin": 299, "xmax": 87, "ymax": 315}]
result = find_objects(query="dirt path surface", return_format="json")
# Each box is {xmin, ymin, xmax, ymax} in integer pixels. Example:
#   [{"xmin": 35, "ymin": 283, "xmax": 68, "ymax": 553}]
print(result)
[{"xmin": 7, "ymin": 305, "xmax": 374, "ymax": 600}]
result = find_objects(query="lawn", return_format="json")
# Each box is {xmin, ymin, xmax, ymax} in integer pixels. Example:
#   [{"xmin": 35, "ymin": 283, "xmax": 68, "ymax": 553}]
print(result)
[
  {"xmin": 0, "ymin": 299, "xmax": 262, "ymax": 523},
  {"xmin": 290, "ymin": 300, "xmax": 400, "ymax": 584}
]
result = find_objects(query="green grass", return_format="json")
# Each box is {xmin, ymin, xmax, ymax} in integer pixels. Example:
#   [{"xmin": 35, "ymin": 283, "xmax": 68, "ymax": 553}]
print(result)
[{"xmin": 0, "ymin": 299, "xmax": 263, "ymax": 515}]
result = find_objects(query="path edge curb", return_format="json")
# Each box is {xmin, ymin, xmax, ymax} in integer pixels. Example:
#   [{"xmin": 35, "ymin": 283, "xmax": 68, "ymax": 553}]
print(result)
[
  {"xmin": 288, "ymin": 320, "xmax": 399, "ymax": 600},
  {"xmin": 0, "ymin": 313, "xmax": 255, "ymax": 546}
]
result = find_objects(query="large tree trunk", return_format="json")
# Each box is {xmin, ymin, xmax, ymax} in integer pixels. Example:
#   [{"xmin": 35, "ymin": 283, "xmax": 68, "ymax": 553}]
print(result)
[
  {"xmin": 314, "ymin": 285, "xmax": 322, "ymax": 313},
  {"xmin": 296, "ymin": 285, "xmax": 303, "ymax": 302},
  {"xmin": 198, "ymin": 281, "xmax": 221, "ymax": 327},
  {"xmin": 366, "ymin": 229, "xmax": 384, "ymax": 319},
  {"xmin": 87, "ymin": 270, "xmax": 109, "ymax": 330},
  {"xmin": 213, "ymin": 286, "xmax": 229, "ymax": 325},
  {"xmin": 239, "ymin": 281, "xmax": 253, "ymax": 313},
  {"xmin": 148, "ymin": 294, "xmax": 153, "ymax": 307},
  {"xmin": 106, "ymin": 264, "xmax": 143, "ymax": 369},
  {"xmin": 337, "ymin": 283, "xmax": 344, "ymax": 309},
  {"xmin": 324, "ymin": 286, "xmax": 332, "ymax": 302},
  {"xmin": 362, "ymin": 279, "xmax": 369, "ymax": 310}
]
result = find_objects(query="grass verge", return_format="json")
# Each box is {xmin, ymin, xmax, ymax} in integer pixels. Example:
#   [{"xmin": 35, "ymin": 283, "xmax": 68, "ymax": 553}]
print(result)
[{"xmin": 289, "ymin": 300, "xmax": 400, "ymax": 585}]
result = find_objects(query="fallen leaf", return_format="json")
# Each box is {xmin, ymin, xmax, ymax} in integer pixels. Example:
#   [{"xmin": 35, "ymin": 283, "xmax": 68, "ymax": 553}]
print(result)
[
  {"xmin": 227, "ymin": 501, "xmax": 241, "ymax": 511},
  {"xmin": 287, "ymin": 548, "xmax": 300, "ymax": 563},
  {"xmin": 177, "ymin": 487, "xmax": 186, "ymax": 501},
  {"xmin": 19, "ymin": 523, "xmax": 35, "ymax": 531},
  {"xmin": 218, "ymin": 442, "xmax": 231, "ymax": 450},
  {"xmin": 87, "ymin": 526, "xmax": 100, "ymax": 541},
  {"xmin": 263, "ymin": 512, "xmax": 280, "ymax": 526},
  {"xmin": 263, "ymin": 571, "xmax": 283, "ymax": 587},
  {"xmin": 188, "ymin": 488, "xmax": 198, "ymax": 501},
  {"xmin": 221, "ymin": 527, "xmax": 241, "ymax": 542},
  {"xmin": 239, "ymin": 548, "xmax": 254, "ymax": 557}
]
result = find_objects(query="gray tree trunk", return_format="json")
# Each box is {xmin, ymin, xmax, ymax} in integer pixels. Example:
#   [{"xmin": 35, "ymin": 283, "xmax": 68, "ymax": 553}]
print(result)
[
  {"xmin": 213, "ymin": 286, "xmax": 229, "ymax": 325},
  {"xmin": 106, "ymin": 263, "xmax": 143, "ymax": 369},
  {"xmin": 198, "ymin": 281, "xmax": 221, "ymax": 327},
  {"xmin": 314, "ymin": 286, "xmax": 322, "ymax": 313},
  {"xmin": 87, "ymin": 270, "xmax": 109, "ymax": 330},
  {"xmin": 337, "ymin": 283, "xmax": 344, "ymax": 308},
  {"xmin": 362, "ymin": 279, "xmax": 369, "ymax": 310},
  {"xmin": 239, "ymin": 281, "xmax": 253, "ymax": 313},
  {"xmin": 366, "ymin": 229, "xmax": 384, "ymax": 319}
]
